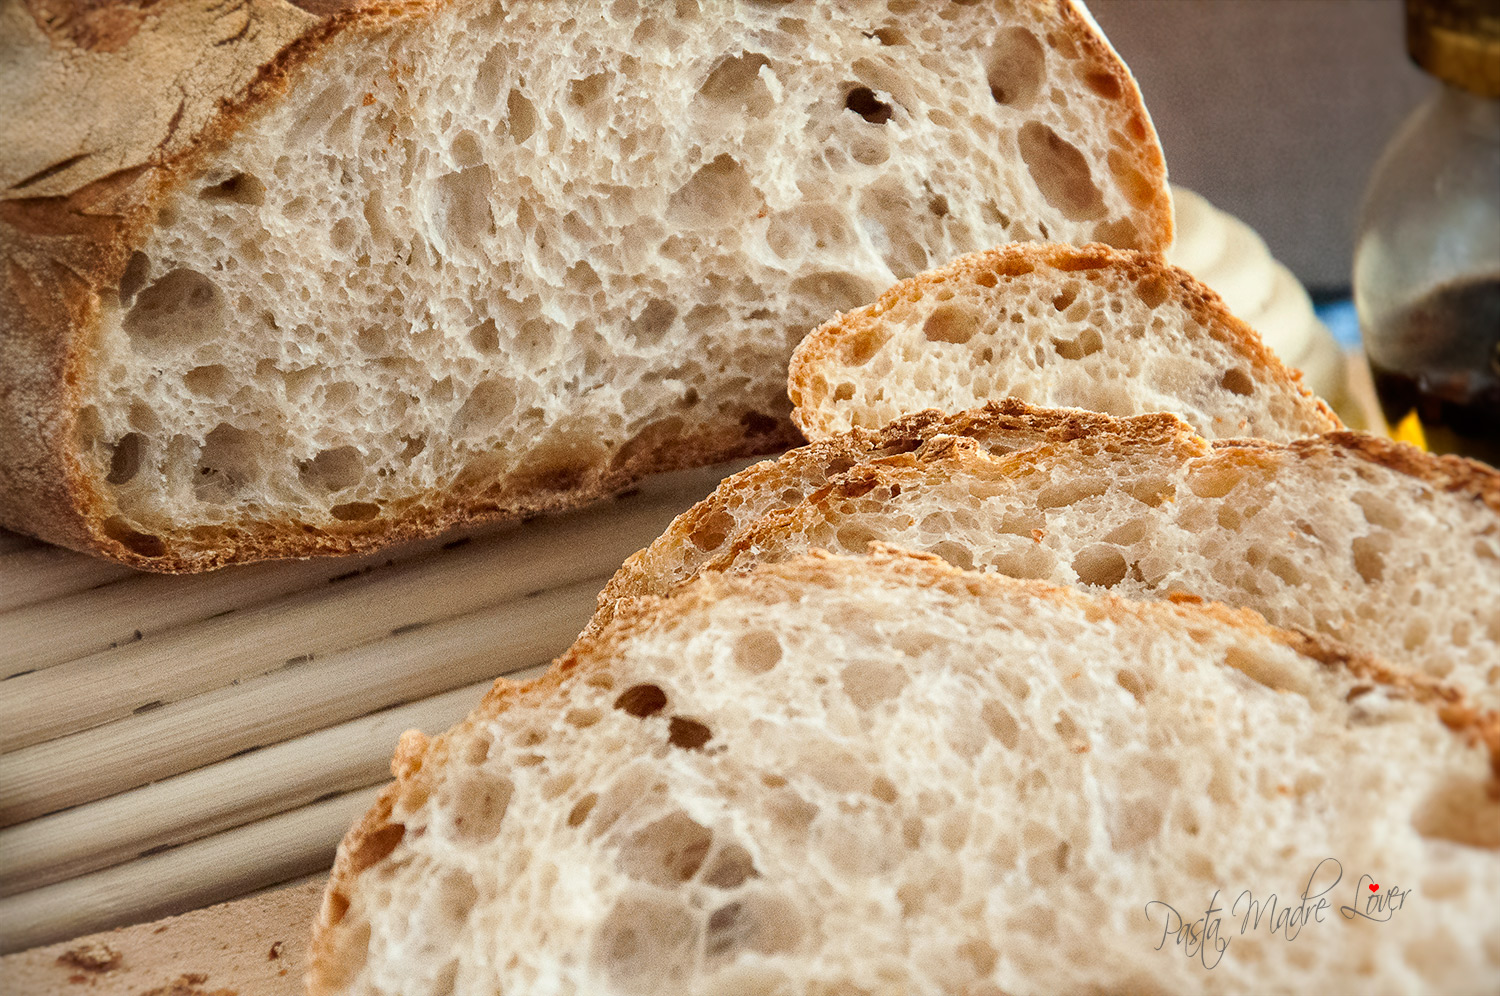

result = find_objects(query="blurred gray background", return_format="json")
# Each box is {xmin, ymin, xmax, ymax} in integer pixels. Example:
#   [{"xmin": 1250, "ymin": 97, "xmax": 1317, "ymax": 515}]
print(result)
[{"xmin": 1089, "ymin": 0, "xmax": 1431, "ymax": 294}]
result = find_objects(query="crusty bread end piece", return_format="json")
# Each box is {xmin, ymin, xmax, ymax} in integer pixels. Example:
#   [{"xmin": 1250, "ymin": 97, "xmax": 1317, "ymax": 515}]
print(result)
[
  {"xmin": 787, "ymin": 242, "xmax": 1340, "ymax": 442},
  {"xmin": 2, "ymin": 0, "xmax": 1170, "ymax": 571},
  {"xmin": 309, "ymin": 548, "xmax": 1500, "ymax": 994}
]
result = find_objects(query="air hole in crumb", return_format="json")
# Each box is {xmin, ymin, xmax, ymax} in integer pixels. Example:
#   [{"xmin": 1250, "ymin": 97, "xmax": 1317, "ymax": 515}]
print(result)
[
  {"xmin": 569, "ymin": 72, "xmax": 610, "ymax": 106},
  {"xmin": 1136, "ymin": 272, "xmax": 1171, "ymax": 308},
  {"xmin": 667, "ymin": 154, "xmax": 762, "ymax": 228},
  {"xmin": 922, "ymin": 303, "xmax": 980, "ymax": 344},
  {"xmin": 1018, "ymin": 121, "xmax": 1105, "ymax": 221},
  {"xmin": 1413, "ymin": 778, "xmax": 1500, "ymax": 848},
  {"xmin": 594, "ymin": 895, "xmax": 698, "ymax": 990},
  {"xmin": 1116, "ymin": 668, "xmax": 1149, "ymax": 704},
  {"xmin": 1351, "ymin": 535, "xmax": 1387, "ymax": 584},
  {"xmin": 1072, "ymin": 545, "xmax": 1128, "ymax": 588},
  {"xmin": 452, "ymin": 379, "xmax": 519, "ymax": 439},
  {"xmin": 701, "ymin": 842, "xmax": 758, "ymax": 888},
  {"xmin": 741, "ymin": 411, "xmax": 780, "ymax": 438},
  {"xmin": 619, "ymin": 812, "xmax": 713, "ymax": 885},
  {"xmin": 626, "ymin": 299, "xmax": 678, "ymax": 347},
  {"xmin": 668, "ymin": 717, "xmax": 713, "ymax": 750},
  {"xmin": 330, "ymin": 501, "xmax": 380, "ymax": 521},
  {"xmin": 184, "ymin": 364, "xmax": 231, "ymax": 397},
  {"xmin": 1052, "ymin": 284, "xmax": 1079, "ymax": 312},
  {"xmin": 303, "ymin": 446, "xmax": 364, "ymax": 492},
  {"xmin": 329, "ymin": 217, "xmax": 358, "ymax": 254},
  {"xmin": 198, "ymin": 171, "xmax": 266, "ymax": 206},
  {"xmin": 463, "ymin": 733, "xmax": 491, "ymax": 765},
  {"xmin": 833, "ymin": 382, "xmax": 855, "ymax": 402},
  {"xmin": 196, "ymin": 423, "xmax": 263, "ymax": 502},
  {"xmin": 841, "ymin": 659, "xmax": 909, "ymax": 709},
  {"xmin": 986, "ymin": 27, "xmax": 1045, "ymax": 108},
  {"xmin": 699, "ymin": 52, "xmax": 772, "ymax": 110},
  {"xmin": 688, "ymin": 509, "xmax": 734, "ymax": 551},
  {"xmin": 101, "ymin": 516, "xmax": 166, "ymax": 557},
  {"xmin": 565, "ymin": 707, "xmax": 602, "ymax": 728},
  {"xmin": 705, "ymin": 894, "xmax": 802, "ymax": 960},
  {"xmin": 1052, "ymin": 327, "xmax": 1103, "ymax": 360},
  {"xmin": 1084, "ymin": 69, "xmax": 1124, "ymax": 100},
  {"xmin": 468, "ymin": 318, "xmax": 500, "ymax": 354},
  {"xmin": 123, "ymin": 269, "xmax": 225, "ymax": 350},
  {"xmin": 734, "ymin": 630, "xmax": 782, "ymax": 673},
  {"xmin": 568, "ymin": 793, "xmax": 598, "ymax": 827},
  {"xmin": 119, "ymin": 251, "xmax": 150, "ymax": 303},
  {"xmin": 840, "ymin": 328, "xmax": 884, "ymax": 365},
  {"xmin": 1037, "ymin": 479, "xmax": 1107, "ymax": 509},
  {"xmin": 981, "ymin": 700, "xmax": 1020, "ymax": 749},
  {"xmin": 443, "ymin": 773, "xmax": 513, "ymax": 843},
  {"xmin": 615, "ymin": 684, "xmax": 668, "ymax": 717},
  {"xmin": 347, "ymin": 822, "xmax": 404, "ymax": 874},
  {"xmin": 450, "ymin": 129, "xmax": 484, "ymax": 168},
  {"xmin": 507, "ymin": 89, "xmax": 537, "ymax": 142},
  {"xmin": 845, "ymin": 85, "xmax": 893, "ymax": 124},
  {"xmin": 106, "ymin": 433, "xmax": 145, "ymax": 485},
  {"xmin": 1220, "ymin": 368, "xmax": 1255, "ymax": 396}
]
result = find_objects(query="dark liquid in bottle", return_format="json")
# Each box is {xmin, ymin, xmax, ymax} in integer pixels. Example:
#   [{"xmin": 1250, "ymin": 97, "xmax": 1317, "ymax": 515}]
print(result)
[{"xmin": 1367, "ymin": 274, "xmax": 1500, "ymax": 467}]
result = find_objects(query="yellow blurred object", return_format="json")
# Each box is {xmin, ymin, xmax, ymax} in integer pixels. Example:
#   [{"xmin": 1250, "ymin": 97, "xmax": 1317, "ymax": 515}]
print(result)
[{"xmin": 1392, "ymin": 410, "xmax": 1429, "ymax": 450}]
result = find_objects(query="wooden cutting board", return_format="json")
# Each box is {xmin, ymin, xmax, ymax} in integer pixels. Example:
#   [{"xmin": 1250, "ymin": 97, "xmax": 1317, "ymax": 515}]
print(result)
[{"xmin": 0, "ymin": 877, "xmax": 324, "ymax": 995}]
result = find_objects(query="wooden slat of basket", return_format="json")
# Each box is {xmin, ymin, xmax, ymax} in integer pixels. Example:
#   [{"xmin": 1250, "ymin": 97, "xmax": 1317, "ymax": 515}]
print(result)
[
  {"xmin": 0, "ymin": 784, "xmax": 382, "ymax": 954},
  {"xmin": 0, "ymin": 524, "xmax": 510, "ymax": 668},
  {"xmin": 0, "ymin": 680, "xmax": 489, "ymax": 897},
  {"xmin": 0, "ymin": 546, "xmax": 137, "ymax": 614},
  {"xmin": 0, "ymin": 659, "xmax": 548, "ymax": 954},
  {"xmin": 0, "ymin": 474, "xmax": 711, "ymax": 753},
  {"xmin": 0, "ymin": 579, "xmax": 598, "ymax": 826}
]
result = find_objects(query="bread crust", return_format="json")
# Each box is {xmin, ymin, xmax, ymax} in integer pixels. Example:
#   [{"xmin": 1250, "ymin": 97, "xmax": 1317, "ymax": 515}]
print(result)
[
  {"xmin": 307, "ymin": 545, "xmax": 1499, "ymax": 993},
  {"xmin": 1, "ymin": 0, "xmax": 1170, "ymax": 572},
  {"xmin": 785, "ymin": 241, "xmax": 1341, "ymax": 441}
]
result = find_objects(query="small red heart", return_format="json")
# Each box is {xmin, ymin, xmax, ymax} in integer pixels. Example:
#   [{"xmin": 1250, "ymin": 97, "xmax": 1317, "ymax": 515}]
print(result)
[{"xmin": 1369, "ymin": 883, "xmax": 1379, "ymax": 892}]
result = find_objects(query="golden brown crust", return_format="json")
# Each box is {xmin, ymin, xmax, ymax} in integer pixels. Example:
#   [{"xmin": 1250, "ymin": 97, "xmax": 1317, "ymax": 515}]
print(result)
[{"xmin": 786, "ymin": 241, "xmax": 1342, "ymax": 441}]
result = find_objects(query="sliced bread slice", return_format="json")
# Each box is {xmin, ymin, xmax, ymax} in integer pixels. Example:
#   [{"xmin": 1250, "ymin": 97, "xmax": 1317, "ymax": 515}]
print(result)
[
  {"xmin": 2, "ymin": 0, "xmax": 1170, "ymax": 571},
  {"xmin": 786, "ymin": 242, "xmax": 1340, "ymax": 442},
  {"xmin": 590, "ymin": 399, "xmax": 1179, "ymax": 633},
  {"xmin": 309, "ymin": 548, "xmax": 1500, "ymax": 995},
  {"xmin": 688, "ymin": 418, "xmax": 1500, "ymax": 708}
]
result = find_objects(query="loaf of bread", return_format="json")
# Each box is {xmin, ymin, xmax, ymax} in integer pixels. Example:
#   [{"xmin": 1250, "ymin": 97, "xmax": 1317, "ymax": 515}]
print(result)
[
  {"xmin": 309, "ymin": 548, "xmax": 1500, "ymax": 994},
  {"xmin": 787, "ymin": 242, "xmax": 1340, "ymax": 443},
  {"xmin": 0, "ymin": 0, "xmax": 1170, "ymax": 571},
  {"xmin": 598, "ymin": 401, "xmax": 1500, "ymax": 708}
]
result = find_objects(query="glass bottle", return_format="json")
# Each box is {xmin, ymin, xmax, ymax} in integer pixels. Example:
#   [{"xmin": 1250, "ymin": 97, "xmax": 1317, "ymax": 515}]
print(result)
[{"xmin": 1354, "ymin": 0, "xmax": 1500, "ymax": 465}]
